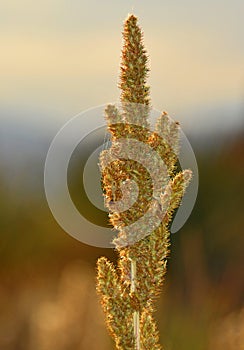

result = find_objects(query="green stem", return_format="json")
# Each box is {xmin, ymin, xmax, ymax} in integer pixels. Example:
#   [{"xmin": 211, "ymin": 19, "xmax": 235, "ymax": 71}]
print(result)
[{"xmin": 130, "ymin": 258, "xmax": 140, "ymax": 349}]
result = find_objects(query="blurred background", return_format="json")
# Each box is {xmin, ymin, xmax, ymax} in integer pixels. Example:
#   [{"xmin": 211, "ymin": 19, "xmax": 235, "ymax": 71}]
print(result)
[{"xmin": 0, "ymin": 1, "xmax": 244, "ymax": 349}]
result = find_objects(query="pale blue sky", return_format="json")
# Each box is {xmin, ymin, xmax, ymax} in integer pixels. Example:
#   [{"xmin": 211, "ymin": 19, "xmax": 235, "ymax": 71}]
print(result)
[{"xmin": 1, "ymin": 0, "xmax": 244, "ymax": 134}]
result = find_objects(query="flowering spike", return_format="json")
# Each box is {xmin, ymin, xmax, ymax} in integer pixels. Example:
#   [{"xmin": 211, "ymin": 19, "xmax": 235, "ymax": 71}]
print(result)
[
  {"xmin": 119, "ymin": 15, "xmax": 150, "ymax": 106},
  {"xmin": 96, "ymin": 14, "xmax": 192, "ymax": 349}
]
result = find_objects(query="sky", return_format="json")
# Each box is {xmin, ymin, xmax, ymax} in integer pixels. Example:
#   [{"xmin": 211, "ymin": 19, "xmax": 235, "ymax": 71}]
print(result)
[{"xmin": 1, "ymin": 0, "xmax": 244, "ymax": 135}]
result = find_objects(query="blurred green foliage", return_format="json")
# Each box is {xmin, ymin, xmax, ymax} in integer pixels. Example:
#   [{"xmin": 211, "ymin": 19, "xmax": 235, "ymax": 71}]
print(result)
[{"xmin": 0, "ymin": 132, "xmax": 243, "ymax": 349}]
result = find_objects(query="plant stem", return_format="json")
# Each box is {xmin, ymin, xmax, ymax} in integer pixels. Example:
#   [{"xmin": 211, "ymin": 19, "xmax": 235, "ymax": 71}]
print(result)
[{"xmin": 130, "ymin": 258, "xmax": 140, "ymax": 350}]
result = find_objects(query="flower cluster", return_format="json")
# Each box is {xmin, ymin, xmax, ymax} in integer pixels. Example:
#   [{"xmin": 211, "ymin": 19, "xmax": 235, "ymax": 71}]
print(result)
[{"xmin": 96, "ymin": 14, "xmax": 192, "ymax": 350}]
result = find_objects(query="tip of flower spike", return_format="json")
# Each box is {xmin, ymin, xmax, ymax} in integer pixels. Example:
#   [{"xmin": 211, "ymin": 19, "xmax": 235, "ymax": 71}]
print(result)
[{"xmin": 126, "ymin": 13, "xmax": 138, "ymax": 22}]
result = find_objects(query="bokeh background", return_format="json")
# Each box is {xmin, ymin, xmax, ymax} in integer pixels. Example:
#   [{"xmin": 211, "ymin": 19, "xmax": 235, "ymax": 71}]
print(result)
[{"xmin": 1, "ymin": 1, "xmax": 244, "ymax": 349}]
